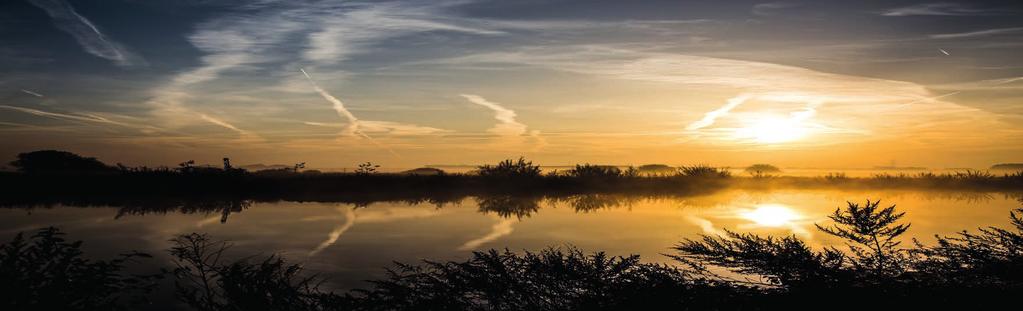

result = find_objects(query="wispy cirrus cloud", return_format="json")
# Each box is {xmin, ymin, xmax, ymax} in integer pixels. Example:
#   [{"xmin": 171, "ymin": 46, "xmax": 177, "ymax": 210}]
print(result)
[
  {"xmin": 460, "ymin": 94, "xmax": 529, "ymax": 136},
  {"xmin": 752, "ymin": 2, "xmax": 801, "ymax": 16},
  {"xmin": 881, "ymin": 3, "xmax": 1006, "ymax": 17},
  {"xmin": 27, "ymin": 0, "xmax": 144, "ymax": 67},
  {"xmin": 929, "ymin": 27, "xmax": 1023, "ymax": 39}
]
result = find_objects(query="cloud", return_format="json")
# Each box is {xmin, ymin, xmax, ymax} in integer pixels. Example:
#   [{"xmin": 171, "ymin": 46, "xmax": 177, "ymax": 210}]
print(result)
[
  {"xmin": 686, "ymin": 94, "xmax": 752, "ymax": 131},
  {"xmin": 198, "ymin": 113, "xmax": 260, "ymax": 141},
  {"xmin": 881, "ymin": 3, "xmax": 1003, "ymax": 16},
  {"xmin": 1, "ymin": 105, "xmax": 136, "ymax": 128},
  {"xmin": 27, "ymin": 0, "xmax": 144, "ymax": 67},
  {"xmin": 929, "ymin": 27, "xmax": 1023, "ymax": 39},
  {"xmin": 460, "ymin": 94, "xmax": 528, "ymax": 136},
  {"xmin": 752, "ymin": 2, "xmax": 801, "ymax": 16},
  {"xmin": 304, "ymin": 120, "xmax": 449, "ymax": 136},
  {"xmin": 20, "ymin": 90, "xmax": 44, "ymax": 98}
]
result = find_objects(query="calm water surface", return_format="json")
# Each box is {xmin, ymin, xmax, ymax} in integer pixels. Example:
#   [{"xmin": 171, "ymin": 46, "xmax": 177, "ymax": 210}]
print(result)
[{"xmin": 2, "ymin": 189, "xmax": 1020, "ymax": 292}]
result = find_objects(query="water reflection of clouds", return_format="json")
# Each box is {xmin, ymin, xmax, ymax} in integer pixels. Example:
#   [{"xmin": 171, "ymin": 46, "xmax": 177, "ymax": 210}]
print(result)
[
  {"xmin": 459, "ymin": 217, "xmax": 517, "ymax": 250},
  {"xmin": 307, "ymin": 205, "xmax": 450, "ymax": 256}
]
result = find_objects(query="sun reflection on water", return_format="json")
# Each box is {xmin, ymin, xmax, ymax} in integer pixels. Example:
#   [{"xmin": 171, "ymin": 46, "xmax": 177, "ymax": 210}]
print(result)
[{"xmin": 740, "ymin": 204, "xmax": 802, "ymax": 228}]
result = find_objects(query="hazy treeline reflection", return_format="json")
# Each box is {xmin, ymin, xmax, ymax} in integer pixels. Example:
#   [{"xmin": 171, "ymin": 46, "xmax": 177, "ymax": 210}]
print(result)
[{"xmin": 3, "ymin": 191, "xmax": 1020, "ymax": 223}]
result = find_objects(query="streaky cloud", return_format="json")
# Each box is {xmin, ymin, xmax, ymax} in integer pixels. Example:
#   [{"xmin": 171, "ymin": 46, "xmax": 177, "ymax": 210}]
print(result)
[
  {"xmin": 20, "ymin": 89, "xmax": 44, "ymax": 98},
  {"xmin": 882, "ymin": 3, "xmax": 1004, "ymax": 16},
  {"xmin": 686, "ymin": 94, "xmax": 752, "ymax": 131},
  {"xmin": 460, "ymin": 94, "xmax": 528, "ymax": 136},
  {"xmin": 27, "ymin": 0, "xmax": 144, "ymax": 67},
  {"xmin": 930, "ymin": 27, "xmax": 1023, "ymax": 39},
  {"xmin": 198, "ymin": 113, "xmax": 259, "ymax": 141}
]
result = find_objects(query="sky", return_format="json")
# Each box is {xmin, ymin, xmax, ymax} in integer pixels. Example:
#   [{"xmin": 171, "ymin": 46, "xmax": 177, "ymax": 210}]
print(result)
[{"xmin": 1, "ymin": 0, "xmax": 1022, "ymax": 169}]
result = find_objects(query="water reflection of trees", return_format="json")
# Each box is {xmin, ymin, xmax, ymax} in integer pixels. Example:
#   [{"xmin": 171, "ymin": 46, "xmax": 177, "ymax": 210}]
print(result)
[{"xmin": 3, "ymin": 190, "xmax": 1020, "ymax": 223}]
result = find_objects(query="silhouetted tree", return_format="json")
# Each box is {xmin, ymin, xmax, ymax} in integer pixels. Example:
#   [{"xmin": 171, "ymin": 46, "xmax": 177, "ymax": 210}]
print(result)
[
  {"xmin": 9, "ymin": 150, "xmax": 114, "ymax": 174},
  {"xmin": 355, "ymin": 162, "xmax": 378, "ymax": 175},
  {"xmin": 816, "ymin": 200, "xmax": 910, "ymax": 279},
  {"xmin": 744, "ymin": 164, "xmax": 780, "ymax": 177}
]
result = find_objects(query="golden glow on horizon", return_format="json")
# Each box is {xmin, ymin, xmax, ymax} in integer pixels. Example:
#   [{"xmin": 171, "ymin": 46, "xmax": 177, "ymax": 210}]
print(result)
[
  {"xmin": 734, "ymin": 115, "xmax": 811, "ymax": 144},
  {"xmin": 741, "ymin": 204, "xmax": 801, "ymax": 227}
]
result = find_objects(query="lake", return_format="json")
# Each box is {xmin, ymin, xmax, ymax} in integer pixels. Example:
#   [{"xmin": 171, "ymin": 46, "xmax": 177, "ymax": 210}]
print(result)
[{"xmin": 2, "ymin": 188, "xmax": 1020, "ymax": 294}]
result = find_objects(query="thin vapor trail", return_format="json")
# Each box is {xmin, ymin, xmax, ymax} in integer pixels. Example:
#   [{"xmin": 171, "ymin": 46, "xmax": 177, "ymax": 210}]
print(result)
[
  {"xmin": 686, "ymin": 94, "xmax": 752, "ymax": 131},
  {"xmin": 20, "ymin": 89, "xmax": 44, "ymax": 97},
  {"xmin": 299, "ymin": 68, "xmax": 399, "ymax": 157},
  {"xmin": 895, "ymin": 76, "xmax": 1021, "ymax": 109}
]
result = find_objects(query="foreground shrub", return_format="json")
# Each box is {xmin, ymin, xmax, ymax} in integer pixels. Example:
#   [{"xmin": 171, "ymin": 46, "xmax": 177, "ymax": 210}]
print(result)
[
  {"xmin": 0, "ymin": 227, "xmax": 158, "ymax": 311},
  {"xmin": 349, "ymin": 248, "xmax": 745, "ymax": 311}
]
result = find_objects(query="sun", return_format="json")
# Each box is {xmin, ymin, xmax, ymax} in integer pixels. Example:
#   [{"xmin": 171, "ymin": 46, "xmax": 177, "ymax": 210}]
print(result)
[{"xmin": 734, "ymin": 116, "xmax": 809, "ymax": 144}]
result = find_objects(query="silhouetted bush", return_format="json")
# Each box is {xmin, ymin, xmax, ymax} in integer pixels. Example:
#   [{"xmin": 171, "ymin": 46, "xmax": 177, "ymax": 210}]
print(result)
[
  {"xmin": 402, "ymin": 167, "xmax": 445, "ymax": 176},
  {"xmin": 637, "ymin": 164, "xmax": 675, "ymax": 175},
  {"xmin": 347, "ymin": 248, "xmax": 743, "ymax": 310},
  {"xmin": 10, "ymin": 150, "xmax": 115, "ymax": 174},
  {"xmin": 476, "ymin": 157, "xmax": 541, "ymax": 178},
  {"xmin": 677, "ymin": 165, "xmax": 731, "ymax": 178},
  {"xmin": 0, "ymin": 227, "xmax": 159, "ymax": 310},
  {"xmin": 169, "ymin": 233, "xmax": 340, "ymax": 311},
  {"xmin": 566, "ymin": 164, "xmax": 623, "ymax": 179},
  {"xmin": 744, "ymin": 164, "xmax": 780, "ymax": 177}
]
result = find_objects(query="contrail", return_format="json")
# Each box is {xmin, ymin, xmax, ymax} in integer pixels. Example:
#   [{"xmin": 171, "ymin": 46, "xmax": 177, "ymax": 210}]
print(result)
[
  {"xmin": 460, "ymin": 94, "xmax": 528, "ymax": 136},
  {"xmin": 299, "ymin": 68, "xmax": 399, "ymax": 157},
  {"xmin": 686, "ymin": 94, "xmax": 752, "ymax": 131},
  {"xmin": 20, "ymin": 89, "xmax": 44, "ymax": 97},
  {"xmin": 27, "ymin": 0, "xmax": 143, "ymax": 67}
]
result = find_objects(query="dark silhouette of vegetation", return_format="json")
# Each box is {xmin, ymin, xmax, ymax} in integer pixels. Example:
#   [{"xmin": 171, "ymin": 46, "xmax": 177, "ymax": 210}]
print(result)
[
  {"xmin": 636, "ymin": 164, "xmax": 675, "ymax": 175},
  {"xmin": 566, "ymin": 163, "xmax": 626, "ymax": 179},
  {"xmin": 678, "ymin": 165, "xmax": 731, "ymax": 178},
  {"xmin": 402, "ymin": 167, "xmax": 445, "ymax": 175},
  {"xmin": 354, "ymin": 162, "xmax": 379, "ymax": 175},
  {"xmin": 1, "ymin": 150, "xmax": 1022, "ymax": 209},
  {"xmin": 169, "ymin": 233, "xmax": 338, "ymax": 311},
  {"xmin": 0, "ymin": 227, "xmax": 160, "ymax": 311},
  {"xmin": 673, "ymin": 199, "xmax": 1023, "ymax": 308},
  {"xmin": 476, "ymin": 157, "xmax": 542, "ymax": 178},
  {"xmin": 991, "ymin": 163, "xmax": 1023, "ymax": 171},
  {"xmin": 744, "ymin": 163, "xmax": 780, "ymax": 177},
  {"xmin": 4, "ymin": 198, "xmax": 1023, "ymax": 309},
  {"xmin": 10, "ymin": 150, "xmax": 116, "ymax": 174}
]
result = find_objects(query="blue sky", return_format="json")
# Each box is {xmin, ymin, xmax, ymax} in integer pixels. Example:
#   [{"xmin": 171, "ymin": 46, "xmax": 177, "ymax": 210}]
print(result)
[{"xmin": 2, "ymin": 0, "xmax": 1022, "ymax": 168}]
